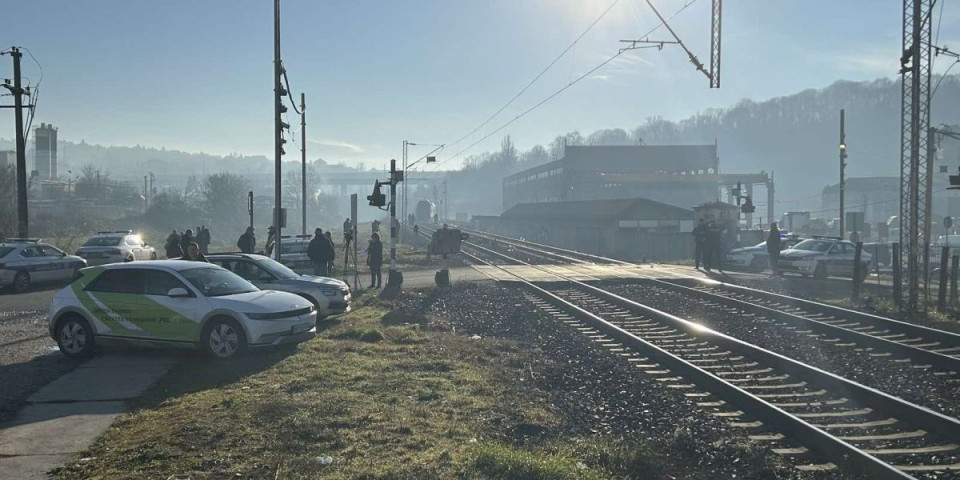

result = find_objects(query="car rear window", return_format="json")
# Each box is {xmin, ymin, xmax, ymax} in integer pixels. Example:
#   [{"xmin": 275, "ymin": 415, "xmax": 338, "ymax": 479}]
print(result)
[
  {"xmin": 0, "ymin": 246, "xmax": 14, "ymax": 258},
  {"xmin": 83, "ymin": 237, "xmax": 123, "ymax": 247}
]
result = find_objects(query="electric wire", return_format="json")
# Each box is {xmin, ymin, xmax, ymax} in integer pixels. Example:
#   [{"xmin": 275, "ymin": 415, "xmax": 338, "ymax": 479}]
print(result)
[
  {"xmin": 431, "ymin": 0, "xmax": 699, "ymax": 170},
  {"xmin": 440, "ymin": 0, "xmax": 623, "ymax": 157}
]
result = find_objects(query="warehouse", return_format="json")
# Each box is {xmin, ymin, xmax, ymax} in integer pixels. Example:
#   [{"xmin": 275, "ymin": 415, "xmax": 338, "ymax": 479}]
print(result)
[{"xmin": 497, "ymin": 197, "xmax": 695, "ymax": 261}]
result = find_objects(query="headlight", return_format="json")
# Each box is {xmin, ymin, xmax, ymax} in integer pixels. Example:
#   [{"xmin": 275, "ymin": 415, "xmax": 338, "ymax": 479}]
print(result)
[{"xmin": 320, "ymin": 287, "xmax": 340, "ymax": 297}]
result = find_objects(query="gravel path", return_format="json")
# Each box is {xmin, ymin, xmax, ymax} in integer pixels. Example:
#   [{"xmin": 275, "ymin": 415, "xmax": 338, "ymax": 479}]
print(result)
[{"xmin": 393, "ymin": 283, "xmax": 859, "ymax": 479}]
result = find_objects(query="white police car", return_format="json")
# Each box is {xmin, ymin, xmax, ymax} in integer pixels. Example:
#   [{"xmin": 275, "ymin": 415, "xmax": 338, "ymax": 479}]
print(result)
[
  {"xmin": 278, "ymin": 235, "xmax": 314, "ymax": 271},
  {"xmin": 207, "ymin": 253, "xmax": 350, "ymax": 318},
  {"xmin": 778, "ymin": 237, "xmax": 872, "ymax": 279},
  {"xmin": 75, "ymin": 230, "xmax": 157, "ymax": 265},
  {"xmin": 47, "ymin": 261, "xmax": 316, "ymax": 359},
  {"xmin": 725, "ymin": 235, "xmax": 801, "ymax": 272},
  {"xmin": 0, "ymin": 238, "xmax": 87, "ymax": 293}
]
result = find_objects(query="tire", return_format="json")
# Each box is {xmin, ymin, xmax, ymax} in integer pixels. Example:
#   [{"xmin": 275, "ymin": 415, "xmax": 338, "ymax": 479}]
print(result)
[
  {"xmin": 749, "ymin": 257, "xmax": 766, "ymax": 273},
  {"xmin": 12, "ymin": 272, "xmax": 30, "ymax": 293},
  {"xmin": 202, "ymin": 317, "xmax": 246, "ymax": 360},
  {"xmin": 150, "ymin": 252, "xmax": 158, "ymax": 260},
  {"xmin": 813, "ymin": 263, "xmax": 827, "ymax": 279},
  {"xmin": 56, "ymin": 315, "xmax": 95, "ymax": 358}
]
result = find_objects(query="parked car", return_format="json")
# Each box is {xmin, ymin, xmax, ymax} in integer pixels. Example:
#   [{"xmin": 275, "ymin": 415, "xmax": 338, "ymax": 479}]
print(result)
[
  {"xmin": 207, "ymin": 253, "xmax": 350, "ymax": 318},
  {"xmin": 47, "ymin": 261, "xmax": 316, "ymax": 359},
  {"xmin": 725, "ymin": 234, "xmax": 802, "ymax": 272},
  {"xmin": 778, "ymin": 237, "xmax": 872, "ymax": 279},
  {"xmin": 75, "ymin": 230, "xmax": 157, "ymax": 265},
  {"xmin": 0, "ymin": 238, "xmax": 87, "ymax": 293},
  {"xmin": 278, "ymin": 235, "xmax": 313, "ymax": 271}
]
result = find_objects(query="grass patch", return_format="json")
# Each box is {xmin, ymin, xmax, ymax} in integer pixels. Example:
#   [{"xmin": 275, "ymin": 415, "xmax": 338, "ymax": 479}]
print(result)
[{"xmin": 51, "ymin": 289, "xmax": 776, "ymax": 480}]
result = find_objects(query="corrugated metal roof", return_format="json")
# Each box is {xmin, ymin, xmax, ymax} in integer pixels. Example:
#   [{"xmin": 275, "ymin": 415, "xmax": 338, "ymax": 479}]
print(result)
[
  {"xmin": 501, "ymin": 197, "xmax": 693, "ymax": 221},
  {"xmin": 561, "ymin": 145, "xmax": 718, "ymax": 173}
]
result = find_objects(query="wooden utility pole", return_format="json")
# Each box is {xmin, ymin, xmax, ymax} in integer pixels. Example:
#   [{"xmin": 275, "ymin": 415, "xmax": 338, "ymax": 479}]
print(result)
[{"xmin": 1, "ymin": 47, "xmax": 29, "ymax": 237}]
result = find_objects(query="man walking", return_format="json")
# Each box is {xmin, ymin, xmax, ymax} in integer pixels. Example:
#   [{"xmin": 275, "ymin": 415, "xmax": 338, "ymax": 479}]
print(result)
[
  {"xmin": 165, "ymin": 229, "xmax": 183, "ymax": 259},
  {"xmin": 767, "ymin": 222, "xmax": 782, "ymax": 276},
  {"xmin": 706, "ymin": 221, "xmax": 724, "ymax": 273},
  {"xmin": 198, "ymin": 226, "xmax": 211, "ymax": 254},
  {"xmin": 692, "ymin": 218, "xmax": 707, "ymax": 270},
  {"xmin": 307, "ymin": 228, "xmax": 329, "ymax": 276},
  {"xmin": 180, "ymin": 229, "xmax": 195, "ymax": 256},
  {"xmin": 237, "ymin": 227, "xmax": 256, "ymax": 254}
]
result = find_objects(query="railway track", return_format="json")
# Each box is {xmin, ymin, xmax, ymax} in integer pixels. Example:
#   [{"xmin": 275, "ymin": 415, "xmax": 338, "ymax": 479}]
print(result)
[{"xmin": 416, "ymin": 225, "xmax": 960, "ymax": 478}]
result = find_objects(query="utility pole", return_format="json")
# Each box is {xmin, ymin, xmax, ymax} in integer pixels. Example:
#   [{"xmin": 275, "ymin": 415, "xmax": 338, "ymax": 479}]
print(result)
[
  {"xmin": 143, "ymin": 175, "xmax": 148, "ymax": 214},
  {"xmin": 1, "ymin": 47, "xmax": 29, "ymax": 238},
  {"xmin": 898, "ymin": 0, "xmax": 933, "ymax": 312},
  {"xmin": 402, "ymin": 140, "xmax": 409, "ymax": 238},
  {"xmin": 273, "ymin": 0, "xmax": 284, "ymax": 263},
  {"xmin": 388, "ymin": 159, "xmax": 401, "ymax": 285},
  {"xmin": 301, "ymin": 92, "xmax": 306, "ymax": 236},
  {"xmin": 839, "ymin": 109, "xmax": 847, "ymax": 238}
]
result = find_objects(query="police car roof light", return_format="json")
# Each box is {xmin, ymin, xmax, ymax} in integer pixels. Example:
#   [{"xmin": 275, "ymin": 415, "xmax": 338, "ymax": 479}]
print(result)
[
  {"xmin": 3, "ymin": 238, "xmax": 41, "ymax": 244},
  {"xmin": 97, "ymin": 230, "xmax": 133, "ymax": 235}
]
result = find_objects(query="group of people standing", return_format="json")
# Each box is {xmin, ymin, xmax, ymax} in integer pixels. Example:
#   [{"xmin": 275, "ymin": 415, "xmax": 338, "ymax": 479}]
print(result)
[
  {"xmin": 692, "ymin": 219, "xmax": 726, "ymax": 272},
  {"xmin": 165, "ymin": 226, "xmax": 211, "ymax": 259}
]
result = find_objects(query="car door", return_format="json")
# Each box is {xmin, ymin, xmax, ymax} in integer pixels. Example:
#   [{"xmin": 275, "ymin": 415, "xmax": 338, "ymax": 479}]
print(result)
[
  {"xmin": 39, "ymin": 245, "xmax": 72, "ymax": 282},
  {"xmin": 828, "ymin": 243, "xmax": 854, "ymax": 277},
  {"xmin": 139, "ymin": 269, "xmax": 201, "ymax": 342},
  {"xmin": 125, "ymin": 235, "xmax": 144, "ymax": 260},
  {"xmin": 83, "ymin": 269, "xmax": 148, "ymax": 339},
  {"xmin": 233, "ymin": 260, "xmax": 278, "ymax": 289},
  {"xmin": 20, "ymin": 245, "xmax": 56, "ymax": 282}
]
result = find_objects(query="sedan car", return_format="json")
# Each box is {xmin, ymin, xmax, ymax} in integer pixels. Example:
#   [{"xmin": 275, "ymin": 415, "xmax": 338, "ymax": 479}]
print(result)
[
  {"xmin": 725, "ymin": 235, "xmax": 801, "ymax": 272},
  {"xmin": 0, "ymin": 238, "xmax": 87, "ymax": 293},
  {"xmin": 278, "ymin": 235, "xmax": 314, "ymax": 272},
  {"xmin": 778, "ymin": 238, "xmax": 872, "ymax": 279},
  {"xmin": 207, "ymin": 253, "xmax": 350, "ymax": 318},
  {"xmin": 47, "ymin": 261, "xmax": 316, "ymax": 359},
  {"xmin": 75, "ymin": 230, "xmax": 157, "ymax": 265}
]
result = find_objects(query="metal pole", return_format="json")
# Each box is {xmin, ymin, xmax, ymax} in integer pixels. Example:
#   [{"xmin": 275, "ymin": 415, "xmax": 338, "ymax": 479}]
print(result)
[
  {"xmin": 923, "ymin": 126, "xmax": 934, "ymax": 301},
  {"xmin": 273, "ymin": 0, "xmax": 283, "ymax": 263},
  {"xmin": 852, "ymin": 241, "xmax": 863, "ymax": 302},
  {"xmin": 390, "ymin": 159, "xmax": 398, "ymax": 270},
  {"xmin": 248, "ymin": 191, "xmax": 254, "ymax": 231},
  {"xmin": 143, "ymin": 175, "xmax": 148, "ymax": 214},
  {"xmin": 840, "ymin": 109, "xmax": 846, "ymax": 239},
  {"xmin": 301, "ymin": 92, "xmax": 306, "ymax": 236},
  {"xmin": 894, "ymin": 242, "xmax": 903, "ymax": 308},
  {"xmin": 938, "ymin": 246, "xmax": 949, "ymax": 310},
  {"xmin": 952, "ymin": 254, "xmax": 959, "ymax": 306},
  {"xmin": 10, "ymin": 48, "xmax": 28, "ymax": 238},
  {"xmin": 402, "ymin": 141, "xmax": 408, "ymax": 240}
]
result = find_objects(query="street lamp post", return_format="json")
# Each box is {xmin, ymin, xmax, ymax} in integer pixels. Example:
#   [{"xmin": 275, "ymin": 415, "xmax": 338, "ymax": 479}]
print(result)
[{"xmin": 401, "ymin": 141, "xmax": 443, "ymax": 240}]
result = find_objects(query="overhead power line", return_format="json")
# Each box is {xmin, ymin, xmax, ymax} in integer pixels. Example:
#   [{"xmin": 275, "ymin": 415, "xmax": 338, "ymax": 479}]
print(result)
[{"xmin": 431, "ymin": 0, "xmax": 700, "ymax": 170}]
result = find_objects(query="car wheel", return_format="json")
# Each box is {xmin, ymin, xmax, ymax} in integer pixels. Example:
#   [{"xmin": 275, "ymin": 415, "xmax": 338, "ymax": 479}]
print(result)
[
  {"xmin": 202, "ymin": 317, "xmax": 246, "ymax": 359},
  {"xmin": 57, "ymin": 315, "xmax": 95, "ymax": 358},
  {"xmin": 150, "ymin": 252, "xmax": 158, "ymax": 260},
  {"xmin": 749, "ymin": 257, "xmax": 766, "ymax": 273},
  {"xmin": 813, "ymin": 263, "xmax": 827, "ymax": 279},
  {"xmin": 12, "ymin": 272, "xmax": 30, "ymax": 293}
]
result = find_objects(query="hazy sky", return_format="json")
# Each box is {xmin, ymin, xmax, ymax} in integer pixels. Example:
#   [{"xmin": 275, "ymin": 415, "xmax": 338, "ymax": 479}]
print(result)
[{"xmin": 2, "ymin": 1, "xmax": 958, "ymax": 170}]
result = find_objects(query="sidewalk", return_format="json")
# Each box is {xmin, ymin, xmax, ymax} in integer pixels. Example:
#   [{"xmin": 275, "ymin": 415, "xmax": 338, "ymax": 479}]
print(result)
[{"xmin": 0, "ymin": 352, "xmax": 178, "ymax": 479}]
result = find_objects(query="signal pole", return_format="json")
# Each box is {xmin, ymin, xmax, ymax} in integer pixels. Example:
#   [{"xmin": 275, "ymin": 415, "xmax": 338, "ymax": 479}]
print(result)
[
  {"xmin": 1, "ymin": 47, "xmax": 29, "ymax": 237},
  {"xmin": 839, "ymin": 109, "xmax": 847, "ymax": 238},
  {"xmin": 301, "ymin": 92, "xmax": 306, "ymax": 236}
]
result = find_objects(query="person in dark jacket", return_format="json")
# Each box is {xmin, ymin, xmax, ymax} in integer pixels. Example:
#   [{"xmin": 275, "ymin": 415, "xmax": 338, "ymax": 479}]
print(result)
[
  {"xmin": 766, "ymin": 222, "xmax": 782, "ymax": 275},
  {"xmin": 165, "ymin": 230, "xmax": 183, "ymax": 259},
  {"xmin": 705, "ymin": 221, "xmax": 724, "ymax": 273},
  {"xmin": 367, "ymin": 232, "xmax": 383, "ymax": 288},
  {"xmin": 265, "ymin": 226, "xmax": 276, "ymax": 257},
  {"xmin": 307, "ymin": 228, "xmax": 329, "ymax": 276},
  {"xmin": 324, "ymin": 231, "xmax": 336, "ymax": 275},
  {"xmin": 179, "ymin": 242, "xmax": 208, "ymax": 262},
  {"xmin": 237, "ymin": 227, "xmax": 256, "ymax": 253},
  {"xmin": 692, "ymin": 219, "xmax": 707, "ymax": 270},
  {"xmin": 180, "ymin": 229, "xmax": 195, "ymax": 255},
  {"xmin": 198, "ymin": 225, "xmax": 211, "ymax": 254}
]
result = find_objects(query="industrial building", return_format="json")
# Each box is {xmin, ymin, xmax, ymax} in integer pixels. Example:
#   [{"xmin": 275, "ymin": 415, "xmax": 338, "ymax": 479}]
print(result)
[
  {"xmin": 34, "ymin": 123, "xmax": 58, "ymax": 179},
  {"xmin": 495, "ymin": 197, "xmax": 695, "ymax": 261},
  {"xmin": 0, "ymin": 150, "xmax": 14, "ymax": 168},
  {"xmin": 501, "ymin": 144, "xmax": 774, "ymax": 227}
]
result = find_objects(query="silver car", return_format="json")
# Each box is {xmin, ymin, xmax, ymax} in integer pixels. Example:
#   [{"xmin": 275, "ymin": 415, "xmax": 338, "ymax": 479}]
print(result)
[
  {"xmin": 207, "ymin": 253, "xmax": 350, "ymax": 318},
  {"xmin": 778, "ymin": 238, "xmax": 872, "ymax": 280},
  {"xmin": 75, "ymin": 230, "xmax": 158, "ymax": 265},
  {"xmin": 278, "ymin": 235, "xmax": 314, "ymax": 272},
  {"xmin": 0, "ymin": 239, "xmax": 87, "ymax": 293}
]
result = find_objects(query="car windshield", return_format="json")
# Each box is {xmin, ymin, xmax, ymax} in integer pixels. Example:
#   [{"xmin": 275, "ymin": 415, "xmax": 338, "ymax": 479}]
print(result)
[
  {"xmin": 83, "ymin": 237, "xmax": 122, "ymax": 247},
  {"xmin": 179, "ymin": 267, "xmax": 258, "ymax": 297},
  {"xmin": 281, "ymin": 242, "xmax": 309, "ymax": 254},
  {"xmin": 0, "ymin": 246, "xmax": 14, "ymax": 258},
  {"xmin": 793, "ymin": 239, "xmax": 834, "ymax": 252},
  {"xmin": 257, "ymin": 257, "xmax": 300, "ymax": 279}
]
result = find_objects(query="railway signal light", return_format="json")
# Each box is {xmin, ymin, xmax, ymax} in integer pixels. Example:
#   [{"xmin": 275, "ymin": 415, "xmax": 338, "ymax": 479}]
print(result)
[
  {"xmin": 950, "ymin": 167, "xmax": 960, "ymax": 190},
  {"xmin": 367, "ymin": 181, "xmax": 386, "ymax": 207}
]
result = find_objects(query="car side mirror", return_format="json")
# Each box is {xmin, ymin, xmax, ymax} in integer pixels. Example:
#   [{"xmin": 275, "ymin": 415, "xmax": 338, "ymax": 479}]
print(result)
[{"xmin": 167, "ymin": 287, "xmax": 190, "ymax": 298}]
